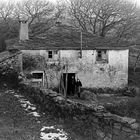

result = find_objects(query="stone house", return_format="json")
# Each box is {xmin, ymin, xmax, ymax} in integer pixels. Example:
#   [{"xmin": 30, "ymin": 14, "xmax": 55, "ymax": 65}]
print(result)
[{"xmin": 11, "ymin": 21, "xmax": 129, "ymax": 94}]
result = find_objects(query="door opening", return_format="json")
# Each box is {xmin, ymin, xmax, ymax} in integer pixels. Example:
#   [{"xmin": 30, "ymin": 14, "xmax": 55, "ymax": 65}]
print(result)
[{"xmin": 63, "ymin": 73, "xmax": 76, "ymax": 96}]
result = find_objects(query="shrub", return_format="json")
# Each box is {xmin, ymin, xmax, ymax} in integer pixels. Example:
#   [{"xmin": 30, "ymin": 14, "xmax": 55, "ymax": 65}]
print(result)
[
  {"xmin": 23, "ymin": 54, "xmax": 46, "ymax": 71},
  {"xmin": 0, "ymin": 66, "xmax": 20, "ymax": 88},
  {"xmin": 80, "ymin": 90, "xmax": 97, "ymax": 101}
]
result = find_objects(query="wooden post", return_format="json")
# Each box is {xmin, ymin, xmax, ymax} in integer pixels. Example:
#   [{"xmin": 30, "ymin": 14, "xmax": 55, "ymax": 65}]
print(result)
[
  {"xmin": 42, "ymin": 71, "xmax": 45, "ymax": 87},
  {"xmin": 65, "ymin": 72, "xmax": 68, "ymax": 98},
  {"xmin": 80, "ymin": 29, "xmax": 83, "ymax": 58},
  {"xmin": 19, "ymin": 53, "xmax": 23, "ymax": 73}
]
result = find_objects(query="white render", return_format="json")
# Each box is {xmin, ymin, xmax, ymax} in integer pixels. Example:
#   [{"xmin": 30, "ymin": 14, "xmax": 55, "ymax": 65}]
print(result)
[
  {"xmin": 22, "ymin": 49, "xmax": 129, "ymax": 89},
  {"xmin": 19, "ymin": 21, "xmax": 29, "ymax": 41}
]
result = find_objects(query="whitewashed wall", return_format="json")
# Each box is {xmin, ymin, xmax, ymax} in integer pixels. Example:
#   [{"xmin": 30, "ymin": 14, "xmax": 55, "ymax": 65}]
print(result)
[{"xmin": 22, "ymin": 49, "xmax": 129, "ymax": 89}]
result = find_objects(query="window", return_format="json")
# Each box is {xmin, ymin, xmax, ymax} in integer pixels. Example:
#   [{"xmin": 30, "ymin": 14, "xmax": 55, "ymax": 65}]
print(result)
[
  {"xmin": 96, "ymin": 50, "xmax": 108, "ymax": 63},
  {"xmin": 48, "ymin": 51, "xmax": 53, "ymax": 58},
  {"xmin": 78, "ymin": 51, "xmax": 82, "ymax": 58},
  {"xmin": 54, "ymin": 50, "xmax": 58, "ymax": 54},
  {"xmin": 30, "ymin": 71, "xmax": 45, "ymax": 86},
  {"xmin": 32, "ymin": 73, "xmax": 43, "ymax": 79}
]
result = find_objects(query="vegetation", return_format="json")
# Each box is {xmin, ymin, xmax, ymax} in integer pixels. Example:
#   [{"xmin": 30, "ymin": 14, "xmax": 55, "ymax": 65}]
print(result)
[
  {"xmin": 68, "ymin": 0, "xmax": 138, "ymax": 39},
  {"xmin": 105, "ymin": 97, "xmax": 140, "ymax": 122},
  {"xmin": 0, "ymin": 0, "xmax": 137, "ymax": 42},
  {"xmin": 22, "ymin": 54, "xmax": 46, "ymax": 71},
  {"xmin": 0, "ymin": 0, "xmax": 65, "ymax": 39},
  {"xmin": 0, "ymin": 60, "xmax": 20, "ymax": 88}
]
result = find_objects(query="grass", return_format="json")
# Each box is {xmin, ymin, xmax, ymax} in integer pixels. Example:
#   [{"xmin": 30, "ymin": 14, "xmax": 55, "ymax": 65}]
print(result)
[
  {"xmin": 104, "ymin": 96, "xmax": 140, "ymax": 122},
  {"xmin": 0, "ymin": 88, "xmax": 41, "ymax": 140},
  {"xmin": 101, "ymin": 69, "xmax": 140, "ymax": 122},
  {"xmin": 0, "ymin": 86, "xmax": 97, "ymax": 140}
]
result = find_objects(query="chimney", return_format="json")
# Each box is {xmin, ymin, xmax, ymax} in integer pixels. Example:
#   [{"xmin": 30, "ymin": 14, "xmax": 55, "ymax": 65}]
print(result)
[{"xmin": 19, "ymin": 20, "xmax": 29, "ymax": 41}]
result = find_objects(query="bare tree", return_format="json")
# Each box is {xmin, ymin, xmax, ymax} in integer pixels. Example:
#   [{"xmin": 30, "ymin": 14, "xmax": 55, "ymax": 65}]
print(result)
[
  {"xmin": 0, "ymin": 1, "xmax": 19, "ymax": 39},
  {"xmin": 15, "ymin": 0, "xmax": 55, "ymax": 27},
  {"xmin": 68, "ymin": 0, "xmax": 138, "ymax": 38},
  {"xmin": 0, "ymin": 1, "xmax": 15, "ymax": 23},
  {"xmin": 54, "ymin": 0, "xmax": 67, "ymax": 21}
]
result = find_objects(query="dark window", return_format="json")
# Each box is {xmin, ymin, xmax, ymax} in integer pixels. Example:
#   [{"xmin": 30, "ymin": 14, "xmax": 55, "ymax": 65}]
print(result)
[
  {"xmin": 96, "ymin": 50, "xmax": 108, "ymax": 63},
  {"xmin": 32, "ymin": 73, "xmax": 43, "ymax": 79},
  {"xmin": 97, "ymin": 51, "xmax": 102, "ymax": 60},
  {"xmin": 48, "ymin": 51, "xmax": 53, "ymax": 58}
]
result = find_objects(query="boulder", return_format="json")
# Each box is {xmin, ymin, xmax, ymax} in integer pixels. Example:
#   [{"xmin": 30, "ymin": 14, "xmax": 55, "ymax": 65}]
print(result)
[
  {"xmin": 122, "ymin": 117, "xmax": 136, "ymax": 124},
  {"xmin": 94, "ymin": 105, "xmax": 105, "ymax": 112},
  {"xmin": 131, "ymin": 123, "xmax": 139, "ymax": 130},
  {"xmin": 54, "ymin": 96, "xmax": 65, "ymax": 103},
  {"xmin": 80, "ymin": 90, "xmax": 97, "ymax": 101},
  {"xmin": 123, "ymin": 87, "xmax": 138, "ymax": 97},
  {"xmin": 112, "ymin": 115, "xmax": 136, "ymax": 124},
  {"xmin": 49, "ymin": 90, "xmax": 58, "ymax": 97}
]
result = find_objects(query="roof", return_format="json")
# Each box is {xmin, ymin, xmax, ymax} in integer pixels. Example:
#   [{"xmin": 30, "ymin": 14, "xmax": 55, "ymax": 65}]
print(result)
[{"xmin": 6, "ymin": 24, "xmax": 130, "ymax": 50}]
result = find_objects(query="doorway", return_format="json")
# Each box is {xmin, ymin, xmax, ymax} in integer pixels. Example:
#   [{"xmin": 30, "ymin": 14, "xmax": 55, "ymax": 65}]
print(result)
[{"xmin": 63, "ymin": 73, "xmax": 76, "ymax": 96}]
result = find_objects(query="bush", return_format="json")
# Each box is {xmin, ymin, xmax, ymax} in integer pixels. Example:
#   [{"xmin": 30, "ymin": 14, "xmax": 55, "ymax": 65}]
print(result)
[
  {"xmin": 0, "ymin": 67, "xmax": 20, "ymax": 88},
  {"xmin": 80, "ymin": 90, "xmax": 97, "ymax": 101},
  {"xmin": 23, "ymin": 54, "xmax": 46, "ymax": 71}
]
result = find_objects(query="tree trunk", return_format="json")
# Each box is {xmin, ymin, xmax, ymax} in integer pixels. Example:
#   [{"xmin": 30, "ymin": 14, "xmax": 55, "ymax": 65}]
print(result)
[{"xmin": 133, "ymin": 53, "xmax": 140, "ymax": 73}]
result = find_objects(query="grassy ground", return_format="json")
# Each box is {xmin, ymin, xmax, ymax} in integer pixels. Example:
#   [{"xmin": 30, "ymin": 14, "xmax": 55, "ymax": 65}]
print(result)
[
  {"xmin": 0, "ymin": 87, "xmax": 96, "ymax": 140},
  {"xmin": 99, "ymin": 69, "xmax": 140, "ymax": 123},
  {"xmin": 0, "ymin": 88, "xmax": 42, "ymax": 140}
]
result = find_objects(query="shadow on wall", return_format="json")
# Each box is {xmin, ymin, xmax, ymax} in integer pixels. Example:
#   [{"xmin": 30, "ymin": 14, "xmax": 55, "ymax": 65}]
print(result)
[{"xmin": 0, "ymin": 37, "xmax": 6, "ymax": 53}]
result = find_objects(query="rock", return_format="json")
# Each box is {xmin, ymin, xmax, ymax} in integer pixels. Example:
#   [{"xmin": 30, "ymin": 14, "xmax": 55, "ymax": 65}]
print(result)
[
  {"xmin": 114, "ymin": 123, "xmax": 121, "ymax": 129},
  {"xmin": 80, "ymin": 90, "xmax": 97, "ymax": 101},
  {"xmin": 96, "ymin": 130, "xmax": 105, "ymax": 138},
  {"xmin": 94, "ymin": 105, "xmax": 105, "ymax": 112},
  {"xmin": 122, "ymin": 117, "xmax": 136, "ymax": 124},
  {"xmin": 98, "ymin": 94, "xmax": 114, "ymax": 97},
  {"xmin": 131, "ymin": 123, "xmax": 139, "ymax": 130},
  {"xmin": 41, "ymin": 89, "xmax": 49, "ymax": 95},
  {"xmin": 18, "ymin": 75, "xmax": 23, "ymax": 81},
  {"xmin": 49, "ymin": 90, "xmax": 58, "ymax": 97},
  {"xmin": 129, "ymin": 134, "xmax": 140, "ymax": 139},
  {"xmin": 123, "ymin": 91, "xmax": 135, "ymax": 97},
  {"xmin": 123, "ymin": 87, "xmax": 137, "ymax": 97},
  {"xmin": 49, "ymin": 93, "xmax": 58, "ymax": 97},
  {"xmin": 103, "ymin": 112, "xmax": 112, "ymax": 117},
  {"xmin": 112, "ymin": 115, "xmax": 136, "ymax": 125},
  {"xmin": 122, "ymin": 127, "xmax": 132, "ymax": 133},
  {"xmin": 104, "ymin": 135, "xmax": 112, "ymax": 140},
  {"xmin": 49, "ymin": 90, "xmax": 57, "ymax": 94},
  {"xmin": 57, "ymin": 93, "xmax": 63, "ymax": 96},
  {"xmin": 54, "ymin": 96, "xmax": 65, "ymax": 103}
]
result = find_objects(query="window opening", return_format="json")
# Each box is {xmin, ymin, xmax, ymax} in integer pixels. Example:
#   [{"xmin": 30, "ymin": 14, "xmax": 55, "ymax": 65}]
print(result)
[
  {"xmin": 96, "ymin": 50, "xmax": 108, "ymax": 63},
  {"xmin": 48, "ymin": 51, "xmax": 53, "ymax": 58}
]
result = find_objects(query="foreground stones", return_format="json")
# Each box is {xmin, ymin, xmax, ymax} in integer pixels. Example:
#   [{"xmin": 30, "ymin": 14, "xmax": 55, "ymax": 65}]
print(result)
[
  {"xmin": 47, "ymin": 89, "xmax": 140, "ymax": 138},
  {"xmin": 10, "ymin": 89, "xmax": 69, "ymax": 140},
  {"xmin": 19, "ymin": 83, "xmax": 140, "ymax": 140}
]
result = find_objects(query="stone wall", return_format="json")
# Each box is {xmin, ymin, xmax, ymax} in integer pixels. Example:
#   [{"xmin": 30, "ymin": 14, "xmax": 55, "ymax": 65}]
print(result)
[
  {"xmin": 19, "ymin": 83, "xmax": 140, "ymax": 140},
  {"xmin": 0, "ymin": 51, "xmax": 22, "ymax": 87},
  {"xmin": 0, "ymin": 51, "xmax": 22, "ymax": 71}
]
